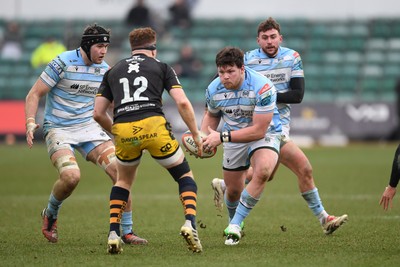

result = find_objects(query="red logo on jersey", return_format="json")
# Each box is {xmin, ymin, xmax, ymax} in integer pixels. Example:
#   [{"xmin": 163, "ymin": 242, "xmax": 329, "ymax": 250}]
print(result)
[
  {"xmin": 293, "ymin": 51, "xmax": 300, "ymax": 58},
  {"xmin": 259, "ymin": 83, "xmax": 271, "ymax": 95}
]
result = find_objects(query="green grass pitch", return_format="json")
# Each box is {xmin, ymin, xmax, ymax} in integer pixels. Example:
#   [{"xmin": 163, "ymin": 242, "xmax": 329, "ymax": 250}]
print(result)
[{"xmin": 0, "ymin": 143, "xmax": 399, "ymax": 266}]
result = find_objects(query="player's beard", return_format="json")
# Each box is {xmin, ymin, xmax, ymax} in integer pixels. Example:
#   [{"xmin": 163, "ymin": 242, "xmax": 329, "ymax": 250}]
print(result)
[
  {"xmin": 223, "ymin": 82, "xmax": 234, "ymax": 89},
  {"xmin": 262, "ymin": 46, "xmax": 278, "ymax": 58}
]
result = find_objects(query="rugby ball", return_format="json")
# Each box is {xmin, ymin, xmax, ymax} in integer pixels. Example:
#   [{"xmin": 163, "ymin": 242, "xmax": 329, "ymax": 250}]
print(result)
[{"xmin": 181, "ymin": 131, "xmax": 217, "ymax": 159}]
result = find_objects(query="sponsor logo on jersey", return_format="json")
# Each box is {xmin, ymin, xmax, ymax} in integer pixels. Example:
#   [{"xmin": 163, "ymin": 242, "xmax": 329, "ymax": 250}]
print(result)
[
  {"xmin": 260, "ymin": 95, "xmax": 272, "ymax": 106},
  {"xmin": 74, "ymin": 84, "xmax": 98, "ymax": 95},
  {"xmin": 50, "ymin": 60, "xmax": 63, "ymax": 75},
  {"xmin": 258, "ymin": 83, "xmax": 271, "ymax": 94},
  {"xmin": 117, "ymin": 103, "xmax": 156, "ymax": 114},
  {"xmin": 225, "ymin": 108, "xmax": 253, "ymax": 118},
  {"xmin": 264, "ymin": 72, "xmax": 286, "ymax": 83},
  {"xmin": 128, "ymin": 56, "xmax": 145, "ymax": 62},
  {"xmin": 69, "ymin": 83, "xmax": 98, "ymax": 95},
  {"xmin": 132, "ymin": 125, "xmax": 143, "ymax": 135},
  {"xmin": 242, "ymin": 90, "xmax": 250, "ymax": 97},
  {"xmin": 128, "ymin": 62, "xmax": 140, "ymax": 73},
  {"xmin": 121, "ymin": 132, "xmax": 158, "ymax": 143},
  {"xmin": 161, "ymin": 142, "xmax": 173, "ymax": 153}
]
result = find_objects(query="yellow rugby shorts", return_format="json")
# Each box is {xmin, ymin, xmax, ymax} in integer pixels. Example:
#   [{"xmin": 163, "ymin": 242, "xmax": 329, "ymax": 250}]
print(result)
[{"xmin": 111, "ymin": 116, "xmax": 179, "ymax": 162}]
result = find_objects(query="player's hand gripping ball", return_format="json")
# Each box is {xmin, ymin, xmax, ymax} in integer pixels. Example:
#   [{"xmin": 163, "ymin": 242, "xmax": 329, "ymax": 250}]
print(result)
[{"xmin": 181, "ymin": 130, "xmax": 217, "ymax": 158}]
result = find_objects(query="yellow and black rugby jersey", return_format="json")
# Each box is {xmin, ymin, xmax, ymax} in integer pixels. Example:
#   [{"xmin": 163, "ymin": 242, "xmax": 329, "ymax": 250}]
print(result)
[{"xmin": 98, "ymin": 54, "xmax": 182, "ymax": 123}]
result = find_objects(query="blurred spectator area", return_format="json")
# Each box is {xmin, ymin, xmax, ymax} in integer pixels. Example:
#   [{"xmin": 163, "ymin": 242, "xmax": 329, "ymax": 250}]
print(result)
[{"xmin": 1, "ymin": 18, "xmax": 400, "ymax": 102}]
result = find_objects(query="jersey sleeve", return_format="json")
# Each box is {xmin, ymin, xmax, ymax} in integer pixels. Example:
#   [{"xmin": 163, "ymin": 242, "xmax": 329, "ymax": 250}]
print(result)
[
  {"xmin": 40, "ymin": 55, "xmax": 66, "ymax": 88},
  {"xmin": 255, "ymin": 82, "xmax": 277, "ymax": 114},
  {"xmin": 97, "ymin": 70, "xmax": 114, "ymax": 102},
  {"xmin": 291, "ymin": 51, "xmax": 304, "ymax": 78},
  {"xmin": 205, "ymin": 82, "xmax": 221, "ymax": 115},
  {"xmin": 164, "ymin": 64, "xmax": 182, "ymax": 91}
]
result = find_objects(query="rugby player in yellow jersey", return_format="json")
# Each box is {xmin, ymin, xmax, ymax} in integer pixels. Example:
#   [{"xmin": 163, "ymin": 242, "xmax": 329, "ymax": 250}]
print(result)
[{"xmin": 94, "ymin": 27, "xmax": 203, "ymax": 254}]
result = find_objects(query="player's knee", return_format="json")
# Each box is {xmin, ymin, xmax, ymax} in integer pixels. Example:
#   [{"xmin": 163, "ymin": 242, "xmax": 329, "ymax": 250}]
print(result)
[
  {"xmin": 167, "ymin": 158, "xmax": 191, "ymax": 181},
  {"xmin": 298, "ymin": 161, "xmax": 313, "ymax": 179},
  {"xmin": 59, "ymin": 169, "xmax": 81, "ymax": 191},
  {"xmin": 256, "ymin": 166, "xmax": 274, "ymax": 182}
]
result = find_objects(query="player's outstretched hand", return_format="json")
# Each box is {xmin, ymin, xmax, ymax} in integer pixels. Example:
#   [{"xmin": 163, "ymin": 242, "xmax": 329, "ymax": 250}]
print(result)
[
  {"xmin": 26, "ymin": 119, "xmax": 40, "ymax": 148},
  {"xmin": 379, "ymin": 186, "xmax": 396, "ymax": 211}
]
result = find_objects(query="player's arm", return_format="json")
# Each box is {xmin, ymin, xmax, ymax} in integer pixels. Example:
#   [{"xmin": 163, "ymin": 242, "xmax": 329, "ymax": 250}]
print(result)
[
  {"xmin": 230, "ymin": 112, "xmax": 271, "ymax": 142},
  {"xmin": 93, "ymin": 96, "xmax": 113, "ymax": 133},
  {"xmin": 94, "ymin": 70, "xmax": 114, "ymax": 133},
  {"xmin": 379, "ymin": 144, "xmax": 400, "ymax": 210},
  {"xmin": 201, "ymin": 80, "xmax": 221, "ymax": 134},
  {"xmin": 169, "ymin": 87, "xmax": 203, "ymax": 153},
  {"xmin": 276, "ymin": 77, "xmax": 304, "ymax": 104},
  {"xmin": 200, "ymin": 109, "xmax": 220, "ymax": 134},
  {"xmin": 25, "ymin": 78, "xmax": 51, "ymax": 148},
  {"xmin": 205, "ymin": 112, "xmax": 272, "ymax": 148}
]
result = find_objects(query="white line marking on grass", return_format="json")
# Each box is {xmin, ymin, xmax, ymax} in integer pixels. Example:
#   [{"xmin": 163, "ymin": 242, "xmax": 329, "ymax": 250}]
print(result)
[{"xmin": 379, "ymin": 215, "xmax": 400, "ymax": 220}]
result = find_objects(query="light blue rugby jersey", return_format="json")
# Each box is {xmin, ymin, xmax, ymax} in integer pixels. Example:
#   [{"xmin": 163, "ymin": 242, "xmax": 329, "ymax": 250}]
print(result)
[
  {"xmin": 206, "ymin": 66, "xmax": 281, "ymax": 134},
  {"xmin": 244, "ymin": 47, "xmax": 304, "ymax": 128},
  {"xmin": 39, "ymin": 49, "xmax": 109, "ymax": 134}
]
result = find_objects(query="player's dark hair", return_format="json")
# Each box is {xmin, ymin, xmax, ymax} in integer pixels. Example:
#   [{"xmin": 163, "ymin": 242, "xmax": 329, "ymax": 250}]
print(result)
[
  {"xmin": 129, "ymin": 27, "xmax": 157, "ymax": 51},
  {"xmin": 80, "ymin": 23, "xmax": 110, "ymax": 61},
  {"xmin": 257, "ymin": 17, "xmax": 281, "ymax": 35},
  {"xmin": 215, "ymin": 47, "xmax": 244, "ymax": 68}
]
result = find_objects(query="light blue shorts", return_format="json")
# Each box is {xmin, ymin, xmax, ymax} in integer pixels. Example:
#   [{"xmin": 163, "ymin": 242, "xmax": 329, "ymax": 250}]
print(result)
[
  {"xmin": 222, "ymin": 132, "xmax": 281, "ymax": 171},
  {"xmin": 45, "ymin": 121, "xmax": 111, "ymax": 159}
]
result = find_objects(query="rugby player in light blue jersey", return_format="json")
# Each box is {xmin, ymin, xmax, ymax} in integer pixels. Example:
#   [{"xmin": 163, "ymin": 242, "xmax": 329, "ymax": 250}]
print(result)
[
  {"xmin": 25, "ymin": 24, "xmax": 147, "ymax": 245},
  {"xmin": 201, "ymin": 47, "xmax": 281, "ymax": 245},
  {"xmin": 211, "ymin": 17, "xmax": 348, "ymax": 236}
]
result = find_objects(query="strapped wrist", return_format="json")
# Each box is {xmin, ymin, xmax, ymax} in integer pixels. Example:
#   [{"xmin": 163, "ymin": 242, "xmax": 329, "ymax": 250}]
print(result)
[
  {"xmin": 26, "ymin": 119, "xmax": 37, "ymax": 133},
  {"xmin": 26, "ymin": 117, "xmax": 35, "ymax": 124},
  {"xmin": 220, "ymin": 131, "xmax": 231, "ymax": 142}
]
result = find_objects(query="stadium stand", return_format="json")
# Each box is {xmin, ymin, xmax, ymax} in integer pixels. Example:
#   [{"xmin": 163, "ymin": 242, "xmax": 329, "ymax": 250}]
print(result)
[{"xmin": 1, "ymin": 18, "xmax": 400, "ymax": 102}]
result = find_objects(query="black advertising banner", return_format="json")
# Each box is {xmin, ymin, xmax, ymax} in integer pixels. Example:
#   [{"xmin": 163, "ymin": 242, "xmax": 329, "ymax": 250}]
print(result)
[
  {"xmin": 162, "ymin": 101, "xmax": 397, "ymax": 141},
  {"xmin": 290, "ymin": 102, "xmax": 396, "ymax": 140}
]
